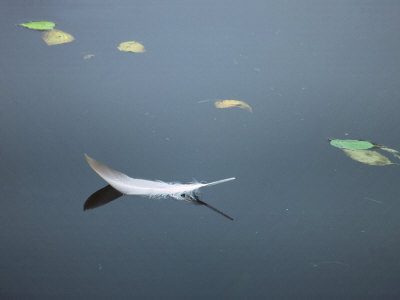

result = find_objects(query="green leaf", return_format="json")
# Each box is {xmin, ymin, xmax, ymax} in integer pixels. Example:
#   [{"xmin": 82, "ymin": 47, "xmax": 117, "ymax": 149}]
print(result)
[
  {"xmin": 20, "ymin": 21, "xmax": 56, "ymax": 31},
  {"xmin": 329, "ymin": 139, "xmax": 375, "ymax": 150}
]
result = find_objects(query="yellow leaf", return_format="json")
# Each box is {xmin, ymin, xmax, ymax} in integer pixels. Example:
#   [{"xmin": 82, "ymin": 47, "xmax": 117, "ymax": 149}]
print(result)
[
  {"xmin": 42, "ymin": 29, "xmax": 74, "ymax": 46},
  {"xmin": 214, "ymin": 100, "xmax": 252, "ymax": 112},
  {"xmin": 342, "ymin": 149, "xmax": 398, "ymax": 166},
  {"xmin": 117, "ymin": 41, "xmax": 146, "ymax": 53}
]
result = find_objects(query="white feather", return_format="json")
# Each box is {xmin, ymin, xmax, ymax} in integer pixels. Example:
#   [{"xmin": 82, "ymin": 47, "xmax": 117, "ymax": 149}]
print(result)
[{"xmin": 85, "ymin": 154, "xmax": 235, "ymax": 199}]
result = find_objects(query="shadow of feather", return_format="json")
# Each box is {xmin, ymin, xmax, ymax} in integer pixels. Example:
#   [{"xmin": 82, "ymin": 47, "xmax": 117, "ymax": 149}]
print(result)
[{"xmin": 84, "ymin": 185, "xmax": 123, "ymax": 210}]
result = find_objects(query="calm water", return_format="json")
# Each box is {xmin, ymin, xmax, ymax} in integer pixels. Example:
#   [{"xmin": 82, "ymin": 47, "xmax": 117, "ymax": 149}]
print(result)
[{"xmin": 2, "ymin": 1, "xmax": 400, "ymax": 299}]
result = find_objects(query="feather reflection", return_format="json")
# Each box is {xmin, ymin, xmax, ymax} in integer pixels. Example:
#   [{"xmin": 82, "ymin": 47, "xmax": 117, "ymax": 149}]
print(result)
[{"xmin": 84, "ymin": 185, "xmax": 123, "ymax": 210}]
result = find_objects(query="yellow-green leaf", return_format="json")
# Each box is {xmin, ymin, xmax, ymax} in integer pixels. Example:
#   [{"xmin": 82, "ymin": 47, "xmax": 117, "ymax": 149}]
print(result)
[
  {"xmin": 42, "ymin": 29, "xmax": 74, "ymax": 46},
  {"xmin": 117, "ymin": 41, "xmax": 146, "ymax": 53},
  {"xmin": 342, "ymin": 149, "xmax": 398, "ymax": 166},
  {"xmin": 20, "ymin": 21, "xmax": 56, "ymax": 31},
  {"xmin": 214, "ymin": 100, "xmax": 252, "ymax": 112}
]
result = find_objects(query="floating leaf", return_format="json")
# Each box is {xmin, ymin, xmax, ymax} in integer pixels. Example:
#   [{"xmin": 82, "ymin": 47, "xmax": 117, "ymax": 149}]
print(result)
[
  {"xmin": 363, "ymin": 197, "xmax": 382, "ymax": 204},
  {"xmin": 42, "ymin": 29, "xmax": 74, "ymax": 46},
  {"xmin": 20, "ymin": 21, "xmax": 56, "ymax": 31},
  {"xmin": 83, "ymin": 54, "xmax": 95, "ymax": 60},
  {"xmin": 214, "ymin": 100, "xmax": 252, "ymax": 112},
  {"xmin": 342, "ymin": 149, "xmax": 398, "ymax": 166},
  {"xmin": 380, "ymin": 146, "xmax": 399, "ymax": 155},
  {"xmin": 329, "ymin": 139, "xmax": 376, "ymax": 150},
  {"xmin": 117, "ymin": 41, "xmax": 146, "ymax": 53},
  {"xmin": 380, "ymin": 146, "xmax": 400, "ymax": 161}
]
